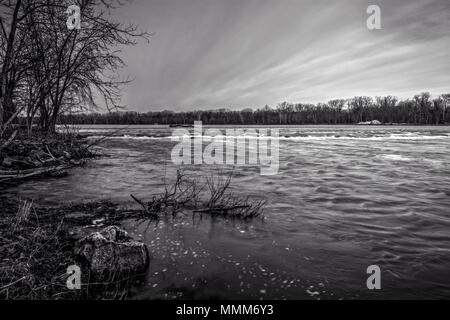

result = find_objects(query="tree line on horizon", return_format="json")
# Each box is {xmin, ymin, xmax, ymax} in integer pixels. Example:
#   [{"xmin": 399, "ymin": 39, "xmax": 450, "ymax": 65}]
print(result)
[{"xmin": 59, "ymin": 92, "xmax": 450, "ymax": 125}]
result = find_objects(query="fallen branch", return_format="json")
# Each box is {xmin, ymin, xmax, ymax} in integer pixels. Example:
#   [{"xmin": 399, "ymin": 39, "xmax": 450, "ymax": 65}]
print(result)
[
  {"xmin": 0, "ymin": 164, "xmax": 73, "ymax": 182},
  {"xmin": 194, "ymin": 205, "xmax": 251, "ymax": 213},
  {"xmin": 130, "ymin": 194, "xmax": 159, "ymax": 219},
  {"xmin": 135, "ymin": 170, "xmax": 266, "ymax": 220},
  {"xmin": 0, "ymin": 130, "xmax": 99, "ymax": 184},
  {"xmin": 0, "ymin": 130, "xmax": 18, "ymax": 153},
  {"xmin": 0, "ymin": 277, "xmax": 27, "ymax": 292}
]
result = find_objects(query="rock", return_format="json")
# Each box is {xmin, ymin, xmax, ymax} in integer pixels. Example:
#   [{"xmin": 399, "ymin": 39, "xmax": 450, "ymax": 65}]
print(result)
[{"xmin": 75, "ymin": 226, "xmax": 149, "ymax": 281}]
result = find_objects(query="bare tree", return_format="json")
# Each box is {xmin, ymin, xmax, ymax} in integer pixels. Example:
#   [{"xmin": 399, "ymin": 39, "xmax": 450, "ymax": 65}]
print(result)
[
  {"xmin": 0, "ymin": 0, "xmax": 23, "ymax": 133},
  {"xmin": 0, "ymin": 0, "xmax": 149, "ymax": 135},
  {"xmin": 441, "ymin": 94, "xmax": 450, "ymax": 123},
  {"xmin": 413, "ymin": 92, "xmax": 432, "ymax": 124},
  {"xmin": 349, "ymin": 96, "xmax": 373, "ymax": 123}
]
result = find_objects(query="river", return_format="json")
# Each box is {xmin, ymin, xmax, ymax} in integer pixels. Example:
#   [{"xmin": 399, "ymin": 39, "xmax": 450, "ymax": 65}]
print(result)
[{"xmin": 6, "ymin": 125, "xmax": 450, "ymax": 299}]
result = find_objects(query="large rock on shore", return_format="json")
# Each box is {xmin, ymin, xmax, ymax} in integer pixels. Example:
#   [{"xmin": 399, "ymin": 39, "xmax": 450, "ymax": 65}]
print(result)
[{"xmin": 75, "ymin": 226, "xmax": 149, "ymax": 281}]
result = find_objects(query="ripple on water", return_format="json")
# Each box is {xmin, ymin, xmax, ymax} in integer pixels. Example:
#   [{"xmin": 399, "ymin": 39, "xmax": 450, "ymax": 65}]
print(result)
[{"xmin": 7, "ymin": 125, "xmax": 450, "ymax": 299}]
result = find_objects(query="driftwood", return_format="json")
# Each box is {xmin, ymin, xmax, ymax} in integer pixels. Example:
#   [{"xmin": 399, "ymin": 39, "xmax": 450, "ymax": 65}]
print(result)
[
  {"xmin": 0, "ymin": 129, "xmax": 98, "ymax": 184},
  {"xmin": 130, "ymin": 194, "xmax": 159, "ymax": 219},
  {"xmin": 193, "ymin": 205, "xmax": 251, "ymax": 214},
  {"xmin": 0, "ymin": 164, "xmax": 73, "ymax": 182},
  {"xmin": 0, "ymin": 130, "xmax": 18, "ymax": 153}
]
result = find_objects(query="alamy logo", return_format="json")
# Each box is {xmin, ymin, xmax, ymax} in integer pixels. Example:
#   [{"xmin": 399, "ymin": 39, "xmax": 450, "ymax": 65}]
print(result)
[
  {"xmin": 367, "ymin": 5, "xmax": 381, "ymax": 30},
  {"xmin": 171, "ymin": 121, "xmax": 279, "ymax": 175},
  {"xmin": 66, "ymin": 265, "xmax": 81, "ymax": 290},
  {"xmin": 66, "ymin": 5, "xmax": 81, "ymax": 30},
  {"xmin": 366, "ymin": 265, "xmax": 381, "ymax": 290}
]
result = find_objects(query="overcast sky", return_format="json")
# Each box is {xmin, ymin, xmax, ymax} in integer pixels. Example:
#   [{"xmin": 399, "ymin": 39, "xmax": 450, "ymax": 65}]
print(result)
[{"xmin": 114, "ymin": 0, "xmax": 450, "ymax": 111}]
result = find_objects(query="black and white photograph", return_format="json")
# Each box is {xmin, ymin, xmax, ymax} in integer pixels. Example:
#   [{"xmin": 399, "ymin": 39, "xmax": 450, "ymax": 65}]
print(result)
[{"xmin": 0, "ymin": 0, "xmax": 449, "ymax": 305}]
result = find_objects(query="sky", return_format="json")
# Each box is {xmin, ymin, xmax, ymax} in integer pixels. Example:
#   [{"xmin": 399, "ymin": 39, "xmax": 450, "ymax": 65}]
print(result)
[{"xmin": 113, "ymin": 0, "xmax": 450, "ymax": 111}]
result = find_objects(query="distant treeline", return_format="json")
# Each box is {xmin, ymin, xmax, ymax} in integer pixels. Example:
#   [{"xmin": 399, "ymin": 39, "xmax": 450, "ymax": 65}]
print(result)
[{"xmin": 59, "ymin": 93, "xmax": 450, "ymax": 125}]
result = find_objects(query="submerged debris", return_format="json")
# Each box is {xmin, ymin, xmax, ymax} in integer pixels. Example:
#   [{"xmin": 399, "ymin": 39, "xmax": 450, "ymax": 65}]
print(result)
[{"xmin": 131, "ymin": 170, "xmax": 266, "ymax": 221}]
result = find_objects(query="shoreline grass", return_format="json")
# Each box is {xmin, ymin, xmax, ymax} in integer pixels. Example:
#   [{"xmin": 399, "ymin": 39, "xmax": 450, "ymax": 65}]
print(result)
[{"xmin": 0, "ymin": 197, "xmax": 148, "ymax": 300}]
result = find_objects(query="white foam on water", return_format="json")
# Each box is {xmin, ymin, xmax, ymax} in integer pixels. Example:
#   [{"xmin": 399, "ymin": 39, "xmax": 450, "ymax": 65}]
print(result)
[
  {"xmin": 381, "ymin": 154, "xmax": 412, "ymax": 161},
  {"xmin": 88, "ymin": 135, "xmax": 169, "ymax": 140},
  {"xmin": 86, "ymin": 132, "xmax": 450, "ymax": 142},
  {"xmin": 280, "ymin": 134, "xmax": 450, "ymax": 141}
]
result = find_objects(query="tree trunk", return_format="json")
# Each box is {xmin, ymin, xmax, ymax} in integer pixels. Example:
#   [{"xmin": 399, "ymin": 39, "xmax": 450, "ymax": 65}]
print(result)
[{"xmin": 0, "ymin": 0, "xmax": 22, "ymax": 127}]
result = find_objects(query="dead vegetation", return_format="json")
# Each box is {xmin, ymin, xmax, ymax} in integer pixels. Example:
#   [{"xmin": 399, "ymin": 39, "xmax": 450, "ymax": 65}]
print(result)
[
  {"xmin": 0, "ymin": 198, "xmax": 81, "ymax": 299},
  {"xmin": 0, "ymin": 130, "xmax": 99, "ymax": 185},
  {"xmin": 0, "ymin": 170, "xmax": 266, "ymax": 300},
  {"xmin": 0, "ymin": 198, "xmax": 144, "ymax": 300},
  {"xmin": 131, "ymin": 170, "xmax": 266, "ymax": 221}
]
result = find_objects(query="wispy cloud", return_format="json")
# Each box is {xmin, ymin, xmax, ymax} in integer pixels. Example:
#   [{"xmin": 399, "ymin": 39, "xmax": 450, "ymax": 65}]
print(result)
[{"xmin": 118, "ymin": 0, "xmax": 450, "ymax": 111}]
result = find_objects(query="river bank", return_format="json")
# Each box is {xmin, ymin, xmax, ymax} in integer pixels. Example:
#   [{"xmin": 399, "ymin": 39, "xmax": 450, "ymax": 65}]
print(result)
[
  {"xmin": 0, "ymin": 131, "xmax": 265, "ymax": 299},
  {"xmin": 0, "ymin": 196, "xmax": 145, "ymax": 299},
  {"xmin": 0, "ymin": 131, "xmax": 147, "ymax": 299},
  {"xmin": 0, "ymin": 130, "xmax": 99, "ymax": 186}
]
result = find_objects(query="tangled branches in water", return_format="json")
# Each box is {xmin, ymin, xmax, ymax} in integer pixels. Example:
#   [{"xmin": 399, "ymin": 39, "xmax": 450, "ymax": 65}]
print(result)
[{"xmin": 131, "ymin": 170, "xmax": 266, "ymax": 221}]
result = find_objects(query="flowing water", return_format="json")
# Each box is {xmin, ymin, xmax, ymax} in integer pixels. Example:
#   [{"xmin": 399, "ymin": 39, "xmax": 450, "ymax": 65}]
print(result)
[{"xmin": 6, "ymin": 125, "xmax": 450, "ymax": 299}]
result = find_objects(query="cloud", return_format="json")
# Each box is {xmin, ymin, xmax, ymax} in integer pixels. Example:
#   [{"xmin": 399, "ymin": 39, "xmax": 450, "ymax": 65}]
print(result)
[{"xmin": 117, "ymin": 0, "xmax": 450, "ymax": 111}]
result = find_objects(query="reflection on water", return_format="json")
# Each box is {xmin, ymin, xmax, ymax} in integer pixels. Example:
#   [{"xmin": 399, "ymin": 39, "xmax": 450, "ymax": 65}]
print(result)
[{"xmin": 6, "ymin": 125, "xmax": 450, "ymax": 299}]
